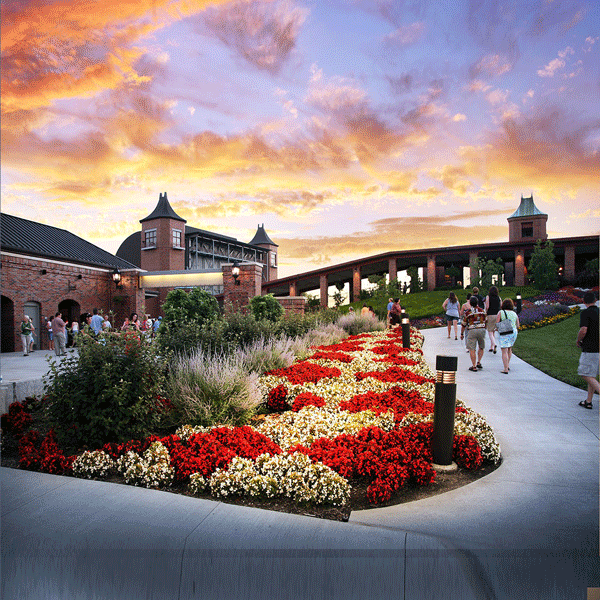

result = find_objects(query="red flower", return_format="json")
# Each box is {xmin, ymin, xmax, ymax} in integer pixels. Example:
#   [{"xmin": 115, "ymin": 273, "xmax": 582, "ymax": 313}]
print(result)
[
  {"xmin": 291, "ymin": 392, "xmax": 326, "ymax": 412},
  {"xmin": 266, "ymin": 384, "xmax": 290, "ymax": 412},
  {"xmin": 266, "ymin": 362, "xmax": 342, "ymax": 385}
]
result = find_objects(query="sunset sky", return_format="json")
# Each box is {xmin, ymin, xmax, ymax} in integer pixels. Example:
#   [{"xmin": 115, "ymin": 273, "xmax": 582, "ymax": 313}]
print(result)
[{"xmin": 2, "ymin": 0, "xmax": 599, "ymax": 278}]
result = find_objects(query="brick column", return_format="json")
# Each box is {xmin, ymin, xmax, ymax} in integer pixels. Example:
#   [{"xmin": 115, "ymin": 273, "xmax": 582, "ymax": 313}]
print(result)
[
  {"xmin": 427, "ymin": 255, "xmax": 436, "ymax": 291},
  {"xmin": 223, "ymin": 263, "xmax": 263, "ymax": 313},
  {"xmin": 469, "ymin": 252, "xmax": 479, "ymax": 286},
  {"xmin": 388, "ymin": 258, "xmax": 397, "ymax": 283},
  {"xmin": 289, "ymin": 280, "xmax": 297, "ymax": 297},
  {"xmin": 564, "ymin": 245, "xmax": 575, "ymax": 283},
  {"xmin": 320, "ymin": 274, "xmax": 328, "ymax": 308},
  {"xmin": 352, "ymin": 266, "xmax": 361, "ymax": 302},
  {"xmin": 514, "ymin": 249, "xmax": 525, "ymax": 287}
]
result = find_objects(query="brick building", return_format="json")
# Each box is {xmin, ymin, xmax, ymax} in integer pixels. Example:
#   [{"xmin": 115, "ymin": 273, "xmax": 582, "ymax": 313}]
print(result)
[
  {"xmin": 1, "ymin": 214, "xmax": 142, "ymax": 353},
  {"xmin": 116, "ymin": 192, "xmax": 280, "ymax": 317}
]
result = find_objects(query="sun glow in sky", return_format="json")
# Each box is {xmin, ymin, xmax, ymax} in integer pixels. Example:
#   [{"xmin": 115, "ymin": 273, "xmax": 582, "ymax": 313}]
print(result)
[{"xmin": 2, "ymin": 0, "xmax": 599, "ymax": 277}]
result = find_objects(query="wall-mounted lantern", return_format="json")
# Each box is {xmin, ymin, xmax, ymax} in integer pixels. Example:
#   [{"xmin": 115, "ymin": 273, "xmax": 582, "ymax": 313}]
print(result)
[
  {"xmin": 232, "ymin": 262, "xmax": 241, "ymax": 286},
  {"xmin": 40, "ymin": 269, "xmax": 47, "ymax": 275},
  {"xmin": 112, "ymin": 269, "xmax": 123, "ymax": 289}
]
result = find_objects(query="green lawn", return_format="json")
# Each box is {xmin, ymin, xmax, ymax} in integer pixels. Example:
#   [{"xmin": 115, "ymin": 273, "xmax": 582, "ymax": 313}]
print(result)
[
  {"xmin": 513, "ymin": 314, "xmax": 588, "ymax": 390},
  {"xmin": 346, "ymin": 286, "xmax": 540, "ymax": 320}
]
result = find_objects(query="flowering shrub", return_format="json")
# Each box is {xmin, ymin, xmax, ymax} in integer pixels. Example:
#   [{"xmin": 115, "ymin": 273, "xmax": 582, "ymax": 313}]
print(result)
[
  {"xmin": 72, "ymin": 450, "xmax": 115, "ymax": 479},
  {"xmin": 453, "ymin": 435, "xmax": 483, "ymax": 470},
  {"xmin": 207, "ymin": 452, "xmax": 350, "ymax": 506},
  {"xmin": 308, "ymin": 351, "xmax": 354, "ymax": 363},
  {"xmin": 116, "ymin": 441, "xmax": 174, "ymax": 488}
]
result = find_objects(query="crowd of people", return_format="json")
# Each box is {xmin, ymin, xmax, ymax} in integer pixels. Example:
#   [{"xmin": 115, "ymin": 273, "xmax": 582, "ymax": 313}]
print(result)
[
  {"xmin": 20, "ymin": 310, "xmax": 164, "ymax": 358},
  {"xmin": 442, "ymin": 286, "xmax": 520, "ymax": 374}
]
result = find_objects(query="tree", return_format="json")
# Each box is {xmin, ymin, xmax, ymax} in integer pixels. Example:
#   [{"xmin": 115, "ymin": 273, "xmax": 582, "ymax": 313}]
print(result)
[
  {"xmin": 406, "ymin": 266, "xmax": 422, "ymax": 293},
  {"xmin": 575, "ymin": 258, "xmax": 599, "ymax": 288},
  {"xmin": 332, "ymin": 282, "xmax": 346, "ymax": 308},
  {"xmin": 479, "ymin": 258, "xmax": 504, "ymax": 289},
  {"xmin": 528, "ymin": 240, "xmax": 558, "ymax": 290}
]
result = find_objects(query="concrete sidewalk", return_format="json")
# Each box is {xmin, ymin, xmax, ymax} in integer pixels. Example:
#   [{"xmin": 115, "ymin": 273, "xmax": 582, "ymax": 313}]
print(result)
[
  {"xmin": 2, "ymin": 327, "xmax": 599, "ymax": 599},
  {"xmin": 0, "ymin": 349, "xmax": 78, "ymax": 413}
]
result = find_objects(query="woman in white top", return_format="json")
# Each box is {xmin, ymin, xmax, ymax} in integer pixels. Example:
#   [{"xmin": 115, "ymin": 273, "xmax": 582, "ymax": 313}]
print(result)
[{"xmin": 442, "ymin": 292, "xmax": 461, "ymax": 340}]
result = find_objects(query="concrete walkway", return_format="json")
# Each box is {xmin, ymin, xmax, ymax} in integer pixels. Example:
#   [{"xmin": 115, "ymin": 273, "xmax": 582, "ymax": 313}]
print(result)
[{"xmin": 1, "ymin": 328, "xmax": 599, "ymax": 599}]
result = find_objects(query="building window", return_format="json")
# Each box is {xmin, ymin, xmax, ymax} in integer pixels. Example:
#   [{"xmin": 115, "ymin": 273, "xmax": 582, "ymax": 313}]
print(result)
[
  {"xmin": 144, "ymin": 229, "xmax": 157, "ymax": 248},
  {"xmin": 270, "ymin": 251, "xmax": 277, "ymax": 267},
  {"xmin": 521, "ymin": 222, "xmax": 533, "ymax": 238},
  {"xmin": 172, "ymin": 229, "xmax": 182, "ymax": 248}
]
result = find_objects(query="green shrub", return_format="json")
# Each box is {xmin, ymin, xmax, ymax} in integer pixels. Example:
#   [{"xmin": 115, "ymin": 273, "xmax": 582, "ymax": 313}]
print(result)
[
  {"xmin": 44, "ymin": 332, "xmax": 168, "ymax": 452},
  {"xmin": 250, "ymin": 294, "xmax": 284, "ymax": 322},
  {"xmin": 166, "ymin": 350, "xmax": 262, "ymax": 427},
  {"xmin": 336, "ymin": 313, "xmax": 385, "ymax": 335},
  {"xmin": 162, "ymin": 287, "xmax": 220, "ymax": 327}
]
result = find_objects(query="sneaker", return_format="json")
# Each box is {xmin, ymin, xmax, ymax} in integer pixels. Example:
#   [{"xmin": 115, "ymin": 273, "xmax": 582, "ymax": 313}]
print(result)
[{"xmin": 477, "ymin": 363, "xmax": 483, "ymax": 369}]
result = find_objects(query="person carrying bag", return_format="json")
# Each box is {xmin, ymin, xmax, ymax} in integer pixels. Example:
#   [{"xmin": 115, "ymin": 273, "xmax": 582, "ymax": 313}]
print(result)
[{"xmin": 496, "ymin": 310, "xmax": 514, "ymax": 336}]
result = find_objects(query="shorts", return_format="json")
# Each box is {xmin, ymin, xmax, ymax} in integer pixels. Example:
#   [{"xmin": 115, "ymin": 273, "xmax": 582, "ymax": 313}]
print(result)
[
  {"xmin": 48, "ymin": 332, "xmax": 53, "ymax": 341},
  {"xmin": 577, "ymin": 353, "xmax": 599, "ymax": 378},
  {"xmin": 486, "ymin": 314, "xmax": 498, "ymax": 332},
  {"xmin": 466, "ymin": 328, "xmax": 486, "ymax": 351},
  {"xmin": 446, "ymin": 315, "xmax": 459, "ymax": 323}
]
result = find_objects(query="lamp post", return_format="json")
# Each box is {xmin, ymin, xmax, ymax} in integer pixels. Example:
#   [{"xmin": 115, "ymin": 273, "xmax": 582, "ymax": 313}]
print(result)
[
  {"xmin": 431, "ymin": 355, "xmax": 458, "ymax": 471},
  {"xmin": 401, "ymin": 315, "xmax": 410, "ymax": 349}
]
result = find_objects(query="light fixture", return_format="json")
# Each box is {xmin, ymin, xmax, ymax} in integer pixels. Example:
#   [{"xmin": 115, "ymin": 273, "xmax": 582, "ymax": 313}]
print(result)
[
  {"xmin": 232, "ymin": 262, "xmax": 240, "ymax": 285},
  {"xmin": 112, "ymin": 269, "xmax": 123, "ymax": 289},
  {"xmin": 77, "ymin": 274, "xmax": 83, "ymax": 279},
  {"xmin": 40, "ymin": 269, "xmax": 47, "ymax": 275}
]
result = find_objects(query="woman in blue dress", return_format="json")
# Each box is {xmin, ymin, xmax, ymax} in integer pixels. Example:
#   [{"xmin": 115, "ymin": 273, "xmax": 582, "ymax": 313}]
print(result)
[{"xmin": 495, "ymin": 298, "xmax": 520, "ymax": 374}]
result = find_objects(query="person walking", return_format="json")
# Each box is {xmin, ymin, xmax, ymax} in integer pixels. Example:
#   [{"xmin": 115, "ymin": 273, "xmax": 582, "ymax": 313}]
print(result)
[
  {"xmin": 46, "ymin": 317, "xmax": 54, "ymax": 351},
  {"xmin": 460, "ymin": 293, "xmax": 472, "ymax": 352},
  {"xmin": 576, "ymin": 291, "xmax": 599, "ymax": 409},
  {"xmin": 485, "ymin": 285, "xmax": 502, "ymax": 354},
  {"xmin": 71, "ymin": 319, "xmax": 79, "ymax": 346},
  {"xmin": 442, "ymin": 291, "xmax": 461, "ymax": 340},
  {"xmin": 20, "ymin": 315, "xmax": 34, "ymax": 356},
  {"xmin": 90, "ymin": 308, "xmax": 103, "ymax": 336},
  {"xmin": 472, "ymin": 287, "xmax": 485, "ymax": 308},
  {"xmin": 51, "ymin": 312, "xmax": 67, "ymax": 356},
  {"xmin": 496, "ymin": 298, "xmax": 520, "ymax": 374},
  {"xmin": 460, "ymin": 296, "xmax": 486, "ymax": 372},
  {"xmin": 386, "ymin": 298, "xmax": 394, "ymax": 329}
]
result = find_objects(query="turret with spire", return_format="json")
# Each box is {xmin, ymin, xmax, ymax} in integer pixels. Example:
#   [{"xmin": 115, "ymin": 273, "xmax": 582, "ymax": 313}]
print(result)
[
  {"xmin": 139, "ymin": 192, "xmax": 187, "ymax": 272},
  {"xmin": 507, "ymin": 194, "xmax": 548, "ymax": 243},
  {"xmin": 249, "ymin": 224, "xmax": 278, "ymax": 281}
]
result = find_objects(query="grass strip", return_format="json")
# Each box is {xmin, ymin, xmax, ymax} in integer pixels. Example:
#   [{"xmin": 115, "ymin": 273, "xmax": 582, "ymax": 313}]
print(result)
[{"xmin": 513, "ymin": 314, "xmax": 587, "ymax": 390}]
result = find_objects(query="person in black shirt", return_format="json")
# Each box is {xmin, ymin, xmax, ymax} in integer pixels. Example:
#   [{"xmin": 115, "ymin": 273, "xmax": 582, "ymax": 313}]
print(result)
[{"xmin": 576, "ymin": 292, "xmax": 599, "ymax": 409}]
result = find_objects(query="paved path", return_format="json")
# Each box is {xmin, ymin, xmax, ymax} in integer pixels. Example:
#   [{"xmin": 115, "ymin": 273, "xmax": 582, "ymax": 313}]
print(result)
[{"xmin": 1, "ymin": 328, "xmax": 599, "ymax": 599}]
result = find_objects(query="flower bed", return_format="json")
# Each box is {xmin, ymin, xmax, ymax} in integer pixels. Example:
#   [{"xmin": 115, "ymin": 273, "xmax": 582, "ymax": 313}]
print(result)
[
  {"xmin": 3, "ymin": 327, "xmax": 501, "ymax": 511},
  {"xmin": 518, "ymin": 304, "xmax": 579, "ymax": 330}
]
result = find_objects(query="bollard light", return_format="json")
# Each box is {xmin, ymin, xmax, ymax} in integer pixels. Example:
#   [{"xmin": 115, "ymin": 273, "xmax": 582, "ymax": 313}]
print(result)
[
  {"xmin": 431, "ymin": 355, "xmax": 458, "ymax": 470},
  {"xmin": 401, "ymin": 316, "xmax": 410, "ymax": 349},
  {"xmin": 515, "ymin": 294, "xmax": 522, "ymax": 314}
]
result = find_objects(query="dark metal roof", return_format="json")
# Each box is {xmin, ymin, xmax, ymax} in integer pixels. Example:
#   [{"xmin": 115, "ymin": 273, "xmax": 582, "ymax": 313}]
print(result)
[
  {"xmin": 140, "ymin": 192, "xmax": 186, "ymax": 223},
  {"xmin": 248, "ymin": 224, "xmax": 278, "ymax": 247},
  {"xmin": 1, "ymin": 213, "xmax": 139, "ymax": 270},
  {"xmin": 508, "ymin": 195, "xmax": 547, "ymax": 219},
  {"xmin": 115, "ymin": 231, "xmax": 141, "ymax": 268}
]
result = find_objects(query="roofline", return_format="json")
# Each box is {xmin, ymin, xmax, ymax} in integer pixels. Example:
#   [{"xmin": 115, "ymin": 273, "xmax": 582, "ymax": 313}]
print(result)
[{"xmin": 1, "ymin": 249, "xmax": 140, "ymax": 272}]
